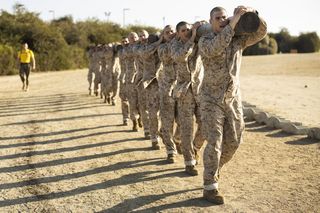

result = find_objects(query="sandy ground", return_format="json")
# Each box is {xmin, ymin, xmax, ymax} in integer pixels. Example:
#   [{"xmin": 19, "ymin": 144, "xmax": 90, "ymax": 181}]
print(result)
[
  {"xmin": 0, "ymin": 62, "xmax": 319, "ymax": 212},
  {"xmin": 241, "ymin": 53, "xmax": 320, "ymax": 127}
]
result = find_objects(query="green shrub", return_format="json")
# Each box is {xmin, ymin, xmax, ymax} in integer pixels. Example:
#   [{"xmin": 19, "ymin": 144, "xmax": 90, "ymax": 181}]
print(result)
[
  {"xmin": 296, "ymin": 32, "xmax": 320, "ymax": 53},
  {"xmin": 0, "ymin": 44, "xmax": 17, "ymax": 75}
]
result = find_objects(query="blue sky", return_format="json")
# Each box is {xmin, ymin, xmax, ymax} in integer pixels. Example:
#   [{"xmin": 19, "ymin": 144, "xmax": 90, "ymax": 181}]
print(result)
[{"xmin": 1, "ymin": 0, "xmax": 320, "ymax": 36}]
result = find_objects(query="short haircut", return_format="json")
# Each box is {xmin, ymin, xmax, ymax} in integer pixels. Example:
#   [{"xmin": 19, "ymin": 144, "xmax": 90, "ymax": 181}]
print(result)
[
  {"xmin": 128, "ymin": 32, "xmax": 138, "ymax": 37},
  {"xmin": 210, "ymin": 7, "xmax": 226, "ymax": 18},
  {"xmin": 176, "ymin": 21, "xmax": 188, "ymax": 32}
]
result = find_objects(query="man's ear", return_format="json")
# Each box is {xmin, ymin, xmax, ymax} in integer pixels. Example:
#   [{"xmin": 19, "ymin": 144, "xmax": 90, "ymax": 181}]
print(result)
[{"xmin": 209, "ymin": 18, "xmax": 212, "ymax": 24}]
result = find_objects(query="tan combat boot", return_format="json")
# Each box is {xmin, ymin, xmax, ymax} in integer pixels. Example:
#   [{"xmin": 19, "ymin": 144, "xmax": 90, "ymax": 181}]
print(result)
[
  {"xmin": 203, "ymin": 189, "xmax": 224, "ymax": 205},
  {"xmin": 185, "ymin": 165, "xmax": 198, "ymax": 176},
  {"xmin": 152, "ymin": 142, "xmax": 160, "ymax": 150}
]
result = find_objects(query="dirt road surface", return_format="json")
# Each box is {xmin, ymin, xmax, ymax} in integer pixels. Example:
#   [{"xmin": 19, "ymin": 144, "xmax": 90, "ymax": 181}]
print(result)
[{"xmin": 0, "ymin": 69, "xmax": 319, "ymax": 212}]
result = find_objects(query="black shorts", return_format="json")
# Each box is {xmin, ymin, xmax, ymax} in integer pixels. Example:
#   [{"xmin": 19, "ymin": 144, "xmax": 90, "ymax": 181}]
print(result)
[{"xmin": 19, "ymin": 63, "xmax": 31, "ymax": 76}]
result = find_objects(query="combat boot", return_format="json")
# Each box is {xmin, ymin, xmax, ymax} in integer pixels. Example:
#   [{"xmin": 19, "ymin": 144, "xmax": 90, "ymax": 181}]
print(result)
[
  {"xmin": 185, "ymin": 165, "xmax": 198, "ymax": 176},
  {"xmin": 89, "ymin": 89, "xmax": 92, "ymax": 95},
  {"xmin": 152, "ymin": 142, "xmax": 160, "ymax": 150},
  {"xmin": 123, "ymin": 119, "xmax": 128, "ymax": 126},
  {"xmin": 166, "ymin": 154, "xmax": 175, "ymax": 164},
  {"xmin": 132, "ymin": 120, "xmax": 138, "ymax": 132},
  {"xmin": 144, "ymin": 131, "xmax": 151, "ymax": 139},
  {"xmin": 203, "ymin": 189, "xmax": 224, "ymax": 205},
  {"xmin": 106, "ymin": 96, "xmax": 111, "ymax": 104},
  {"xmin": 22, "ymin": 83, "xmax": 25, "ymax": 91}
]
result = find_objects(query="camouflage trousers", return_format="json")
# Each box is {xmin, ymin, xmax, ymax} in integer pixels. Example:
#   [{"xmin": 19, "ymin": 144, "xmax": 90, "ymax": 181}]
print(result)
[
  {"xmin": 177, "ymin": 89, "xmax": 205, "ymax": 166},
  {"xmin": 101, "ymin": 73, "xmax": 118, "ymax": 102},
  {"xmin": 119, "ymin": 82, "xmax": 129, "ymax": 123},
  {"xmin": 101, "ymin": 72, "xmax": 112, "ymax": 99},
  {"xmin": 201, "ymin": 95, "xmax": 245, "ymax": 190},
  {"xmin": 126, "ymin": 83, "xmax": 140, "ymax": 121},
  {"xmin": 159, "ymin": 91, "xmax": 180, "ymax": 154},
  {"xmin": 145, "ymin": 81, "xmax": 160, "ymax": 143},
  {"xmin": 87, "ymin": 68, "xmax": 94, "ymax": 90},
  {"xmin": 137, "ymin": 83, "xmax": 150, "ymax": 135},
  {"xmin": 94, "ymin": 71, "xmax": 101, "ymax": 93}
]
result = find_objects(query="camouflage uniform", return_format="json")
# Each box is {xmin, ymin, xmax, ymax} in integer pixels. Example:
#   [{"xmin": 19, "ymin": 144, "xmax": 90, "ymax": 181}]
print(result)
[
  {"xmin": 124, "ymin": 43, "xmax": 140, "ymax": 122},
  {"xmin": 171, "ymin": 38, "xmax": 205, "ymax": 166},
  {"xmin": 100, "ymin": 46, "xmax": 114, "ymax": 103},
  {"xmin": 158, "ymin": 40, "xmax": 181, "ymax": 154},
  {"xmin": 133, "ymin": 43, "xmax": 150, "ymax": 136},
  {"xmin": 118, "ymin": 48, "xmax": 129, "ymax": 123},
  {"xmin": 111, "ymin": 57, "xmax": 120, "ymax": 104},
  {"xmin": 139, "ymin": 42, "xmax": 162, "ymax": 145},
  {"xmin": 93, "ymin": 48, "xmax": 102, "ymax": 96},
  {"xmin": 198, "ymin": 20, "xmax": 267, "ymax": 190},
  {"xmin": 87, "ymin": 48, "xmax": 95, "ymax": 94}
]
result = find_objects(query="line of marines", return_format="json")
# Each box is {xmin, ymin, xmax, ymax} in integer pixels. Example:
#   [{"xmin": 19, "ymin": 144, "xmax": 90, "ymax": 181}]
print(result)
[{"xmin": 86, "ymin": 6, "xmax": 267, "ymax": 205}]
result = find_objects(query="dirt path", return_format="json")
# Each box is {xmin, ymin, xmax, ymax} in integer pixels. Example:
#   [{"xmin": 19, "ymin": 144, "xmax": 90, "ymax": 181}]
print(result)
[{"xmin": 0, "ymin": 70, "xmax": 319, "ymax": 212}]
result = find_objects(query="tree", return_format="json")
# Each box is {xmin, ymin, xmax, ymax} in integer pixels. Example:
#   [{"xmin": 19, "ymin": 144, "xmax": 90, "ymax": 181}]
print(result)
[
  {"xmin": 270, "ymin": 28, "xmax": 295, "ymax": 53},
  {"xmin": 296, "ymin": 32, "xmax": 320, "ymax": 53},
  {"xmin": 243, "ymin": 34, "xmax": 278, "ymax": 55}
]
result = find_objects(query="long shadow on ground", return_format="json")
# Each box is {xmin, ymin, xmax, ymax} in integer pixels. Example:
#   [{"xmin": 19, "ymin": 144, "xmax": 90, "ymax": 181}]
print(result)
[
  {"xmin": 0, "ymin": 140, "xmax": 147, "ymax": 173},
  {"xmin": 100, "ymin": 189, "xmax": 214, "ymax": 213},
  {"xmin": 0, "ymin": 129, "xmax": 135, "ymax": 160},
  {"xmin": 2, "ymin": 113, "xmax": 121, "ymax": 126},
  {"xmin": 0, "ymin": 157, "xmax": 163, "ymax": 190},
  {"xmin": 0, "ymin": 124, "xmax": 117, "ymax": 141},
  {"xmin": 0, "ymin": 160, "xmax": 186, "ymax": 207}
]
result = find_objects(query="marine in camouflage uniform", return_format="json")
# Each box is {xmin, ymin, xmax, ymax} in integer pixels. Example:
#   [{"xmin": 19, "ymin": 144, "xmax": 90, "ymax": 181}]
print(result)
[
  {"xmin": 133, "ymin": 30, "xmax": 150, "ymax": 138},
  {"xmin": 139, "ymin": 34, "xmax": 163, "ymax": 150},
  {"xmin": 100, "ymin": 44, "xmax": 114, "ymax": 104},
  {"xmin": 100, "ymin": 44, "xmax": 119, "ymax": 105},
  {"xmin": 87, "ymin": 46, "xmax": 99, "ymax": 95},
  {"xmin": 111, "ymin": 52, "xmax": 120, "ymax": 105},
  {"xmin": 157, "ymin": 25, "xmax": 182, "ymax": 163},
  {"xmin": 171, "ymin": 22, "xmax": 205, "ymax": 175},
  {"xmin": 117, "ymin": 38, "xmax": 130, "ymax": 125},
  {"xmin": 124, "ymin": 32, "xmax": 141, "ymax": 131},
  {"xmin": 93, "ymin": 45, "xmax": 103, "ymax": 97},
  {"xmin": 198, "ymin": 6, "xmax": 267, "ymax": 204}
]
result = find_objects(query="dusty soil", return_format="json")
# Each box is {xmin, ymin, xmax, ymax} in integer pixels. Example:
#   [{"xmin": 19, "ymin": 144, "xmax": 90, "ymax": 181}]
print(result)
[
  {"xmin": 0, "ymin": 64, "xmax": 319, "ymax": 212},
  {"xmin": 241, "ymin": 53, "xmax": 320, "ymax": 127}
]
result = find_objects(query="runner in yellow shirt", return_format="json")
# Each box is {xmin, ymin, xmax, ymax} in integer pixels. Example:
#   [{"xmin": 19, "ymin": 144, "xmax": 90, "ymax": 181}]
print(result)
[{"xmin": 17, "ymin": 43, "xmax": 36, "ymax": 91}]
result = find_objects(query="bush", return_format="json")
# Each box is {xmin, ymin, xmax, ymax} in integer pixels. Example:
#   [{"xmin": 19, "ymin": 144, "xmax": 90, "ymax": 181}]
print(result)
[
  {"xmin": 296, "ymin": 32, "xmax": 320, "ymax": 53},
  {"xmin": 0, "ymin": 44, "xmax": 17, "ymax": 75},
  {"xmin": 243, "ymin": 35, "xmax": 278, "ymax": 55}
]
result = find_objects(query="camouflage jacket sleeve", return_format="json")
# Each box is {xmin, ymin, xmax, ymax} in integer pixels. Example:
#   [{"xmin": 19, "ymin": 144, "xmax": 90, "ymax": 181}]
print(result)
[
  {"xmin": 140, "ymin": 42, "xmax": 159, "ymax": 59},
  {"xmin": 198, "ymin": 25, "xmax": 234, "ymax": 58},
  {"xmin": 157, "ymin": 43, "xmax": 172, "ymax": 63},
  {"xmin": 241, "ymin": 17, "xmax": 267, "ymax": 48},
  {"xmin": 170, "ymin": 39, "xmax": 195, "ymax": 62}
]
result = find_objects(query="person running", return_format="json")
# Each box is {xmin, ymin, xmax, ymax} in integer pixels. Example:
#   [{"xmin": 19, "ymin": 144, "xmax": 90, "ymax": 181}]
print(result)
[{"xmin": 17, "ymin": 42, "xmax": 35, "ymax": 91}]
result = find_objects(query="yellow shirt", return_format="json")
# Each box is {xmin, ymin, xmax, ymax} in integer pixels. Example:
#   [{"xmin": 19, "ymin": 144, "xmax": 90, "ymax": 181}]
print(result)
[{"xmin": 18, "ymin": 49, "xmax": 34, "ymax": 63}]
